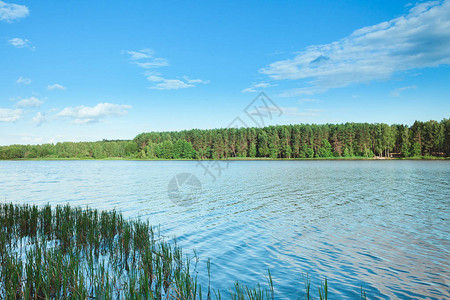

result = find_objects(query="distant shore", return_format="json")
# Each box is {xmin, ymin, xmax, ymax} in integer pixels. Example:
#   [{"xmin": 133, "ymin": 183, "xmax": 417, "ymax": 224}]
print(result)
[{"xmin": 2, "ymin": 156, "xmax": 448, "ymax": 161}]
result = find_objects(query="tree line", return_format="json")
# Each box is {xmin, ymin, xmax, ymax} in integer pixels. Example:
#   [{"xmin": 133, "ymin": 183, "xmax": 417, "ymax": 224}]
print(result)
[{"xmin": 1, "ymin": 119, "xmax": 449, "ymax": 160}]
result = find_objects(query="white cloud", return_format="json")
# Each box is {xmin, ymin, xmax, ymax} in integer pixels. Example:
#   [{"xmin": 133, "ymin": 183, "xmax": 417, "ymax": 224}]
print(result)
[
  {"xmin": 135, "ymin": 59, "xmax": 169, "ymax": 69},
  {"xmin": 390, "ymin": 85, "xmax": 416, "ymax": 97},
  {"xmin": 0, "ymin": 1, "xmax": 29, "ymax": 22},
  {"xmin": 47, "ymin": 83, "xmax": 66, "ymax": 90},
  {"xmin": 32, "ymin": 112, "xmax": 46, "ymax": 126},
  {"xmin": 56, "ymin": 103, "xmax": 131, "ymax": 124},
  {"xmin": 0, "ymin": 108, "xmax": 22, "ymax": 122},
  {"xmin": 8, "ymin": 37, "xmax": 33, "ymax": 49},
  {"xmin": 261, "ymin": 0, "xmax": 450, "ymax": 96},
  {"xmin": 183, "ymin": 76, "xmax": 210, "ymax": 84},
  {"xmin": 126, "ymin": 49, "xmax": 209, "ymax": 90},
  {"xmin": 242, "ymin": 82, "xmax": 277, "ymax": 93},
  {"xmin": 146, "ymin": 72, "xmax": 208, "ymax": 90},
  {"xmin": 148, "ymin": 77, "xmax": 194, "ymax": 90},
  {"xmin": 15, "ymin": 97, "xmax": 43, "ymax": 108},
  {"xmin": 125, "ymin": 49, "xmax": 169, "ymax": 68},
  {"xmin": 126, "ymin": 49, "xmax": 154, "ymax": 60},
  {"xmin": 151, "ymin": 79, "xmax": 194, "ymax": 90},
  {"xmin": 16, "ymin": 76, "xmax": 31, "ymax": 84}
]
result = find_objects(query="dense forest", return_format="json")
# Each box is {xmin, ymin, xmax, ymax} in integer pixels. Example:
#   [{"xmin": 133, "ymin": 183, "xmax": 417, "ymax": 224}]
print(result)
[{"xmin": 1, "ymin": 119, "xmax": 449, "ymax": 160}]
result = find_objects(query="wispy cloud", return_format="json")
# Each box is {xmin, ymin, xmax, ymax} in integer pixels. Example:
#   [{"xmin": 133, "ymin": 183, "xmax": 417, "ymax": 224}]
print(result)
[
  {"xmin": 0, "ymin": 1, "xmax": 29, "ymax": 22},
  {"xmin": 151, "ymin": 80, "xmax": 193, "ymax": 90},
  {"xmin": 32, "ymin": 112, "xmax": 46, "ymax": 126},
  {"xmin": 15, "ymin": 97, "xmax": 43, "ymax": 108},
  {"xmin": 145, "ymin": 72, "xmax": 208, "ymax": 90},
  {"xmin": 261, "ymin": 0, "xmax": 450, "ymax": 96},
  {"xmin": 183, "ymin": 76, "xmax": 210, "ymax": 84},
  {"xmin": 126, "ymin": 49, "xmax": 155, "ymax": 60},
  {"xmin": 125, "ymin": 48, "xmax": 208, "ymax": 90},
  {"xmin": 8, "ymin": 37, "xmax": 33, "ymax": 49},
  {"xmin": 56, "ymin": 103, "xmax": 131, "ymax": 124},
  {"xmin": 145, "ymin": 73, "xmax": 193, "ymax": 90},
  {"xmin": 390, "ymin": 85, "xmax": 416, "ymax": 97},
  {"xmin": 0, "ymin": 108, "xmax": 22, "ymax": 122},
  {"xmin": 47, "ymin": 83, "xmax": 66, "ymax": 90},
  {"xmin": 125, "ymin": 49, "xmax": 169, "ymax": 68},
  {"xmin": 16, "ymin": 76, "xmax": 31, "ymax": 84},
  {"xmin": 242, "ymin": 82, "xmax": 277, "ymax": 93},
  {"xmin": 135, "ymin": 60, "xmax": 169, "ymax": 69}
]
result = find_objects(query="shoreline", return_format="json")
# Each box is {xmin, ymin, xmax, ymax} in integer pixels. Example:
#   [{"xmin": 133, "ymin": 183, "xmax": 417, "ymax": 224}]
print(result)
[{"xmin": 1, "ymin": 156, "xmax": 448, "ymax": 161}]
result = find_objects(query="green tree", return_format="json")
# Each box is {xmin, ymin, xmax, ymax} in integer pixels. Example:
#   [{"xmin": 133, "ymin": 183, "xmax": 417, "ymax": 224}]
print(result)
[
  {"xmin": 268, "ymin": 129, "xmax": 280, "ymax": 158},
  {"xmin": 411, "ymin": 142, "xmax": 421, "ymax": 157},
  {"xmin": 280, "ymin": 127, "xmax": 292, "ymax": 158},
  {"xmin": 343, "ymin": 147, "xmax": 353, "ymax": 158},
  {"xmin": 248, "ymin": 143, "xmax": 257, "ymax": 157},
  {"xmin": 156, "ymin": 140, "xmax": 174, "ymax": 159},
  {"xmin": 400, "ymin": 126, "xmax": 411, "ymax": 157},
  {"xmin": 257, "ymin": 131, "xmax": 269, "ymax": 157},
  {"xmin": 300, "ymin": 143, "xmax": 314, "ymax": 158},
  {"xmin": 316, "ymin": 139, "xmax": 333, "ymax": 158},
  {"xmin": 124, "ymin": 141, "xmax": 138, "ymax": 157}
]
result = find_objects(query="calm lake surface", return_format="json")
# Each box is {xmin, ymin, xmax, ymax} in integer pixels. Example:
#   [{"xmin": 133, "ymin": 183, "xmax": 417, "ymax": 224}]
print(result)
[{"xmin": 0, "ymin": 160, "xmax": 449, "ymax": 299}]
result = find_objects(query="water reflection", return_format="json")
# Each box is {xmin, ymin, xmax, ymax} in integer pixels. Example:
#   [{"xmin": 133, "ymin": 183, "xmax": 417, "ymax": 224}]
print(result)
[{"xmin": 0, "ymin": 160, "xmax": 449, "ymax": 299}]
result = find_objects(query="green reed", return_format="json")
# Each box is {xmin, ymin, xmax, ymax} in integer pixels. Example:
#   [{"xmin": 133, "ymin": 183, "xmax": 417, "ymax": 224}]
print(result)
[{"xmin": 0, "ymin": 203, "xmax": 367, "ymax": 299}]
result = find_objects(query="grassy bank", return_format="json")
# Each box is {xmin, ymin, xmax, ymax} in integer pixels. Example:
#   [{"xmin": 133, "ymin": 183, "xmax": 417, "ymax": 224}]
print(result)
[
  {"xmin": 2, "ymin": 155, "xmax": 449, "ymax": 161},
  {"xmin": 0, "ymin": 203, "xmax": 368, "ymax": 299}
]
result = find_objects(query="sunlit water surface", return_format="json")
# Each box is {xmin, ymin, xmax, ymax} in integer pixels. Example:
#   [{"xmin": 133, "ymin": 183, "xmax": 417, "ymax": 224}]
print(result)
[{"xmin": 0, "ymin": 160, "xmax": 449, "ymax": 299}]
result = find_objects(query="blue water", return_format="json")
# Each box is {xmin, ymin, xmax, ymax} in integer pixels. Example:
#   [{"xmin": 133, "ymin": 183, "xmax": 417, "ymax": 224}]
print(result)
[{"xmin": 0, "ymin": 160, "xmax": 449, "ymax": 299}]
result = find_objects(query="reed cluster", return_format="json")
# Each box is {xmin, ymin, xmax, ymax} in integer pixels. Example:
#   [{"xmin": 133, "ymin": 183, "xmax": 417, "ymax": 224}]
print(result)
[{"xmin": 0, "ymin": 203, "xmax": 366, "ymax": 299}]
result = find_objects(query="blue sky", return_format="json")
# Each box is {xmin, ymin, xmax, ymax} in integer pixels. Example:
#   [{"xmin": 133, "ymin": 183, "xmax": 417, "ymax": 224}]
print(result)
[{"xmin": 0, "ymin": 0, "xmax": 449, "ymax": 145}]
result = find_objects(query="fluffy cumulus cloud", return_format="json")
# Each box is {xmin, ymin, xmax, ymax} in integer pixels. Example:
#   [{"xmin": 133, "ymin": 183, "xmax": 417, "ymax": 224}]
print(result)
[
  {"xmin": 261, "ymin": 0, "xmax": 450, "ymax": 96},
  {"xmin": 56, "ymin": 103, "xmax": 131, "ymax": 124},
  {"xmin": 16, "ymin": 76, "xmax": 31, "ymax": 84},
  {"xmin": 47, "ymin": 83, "xmax": 66, "ymax": 90},
  {"xmin": 0, "ymin": 1, "xmax": 29, "ymax": 22},
  {"xmin": 8, "ymin": 37, "xmax": 32, "ymax": 49},
  {"xmin": 0, "ymin": 108, "xmax": 22, "ymax": 122},
  {"xmin": 15, "ymin": 97, "xmax": 43, "ymax": 108}
]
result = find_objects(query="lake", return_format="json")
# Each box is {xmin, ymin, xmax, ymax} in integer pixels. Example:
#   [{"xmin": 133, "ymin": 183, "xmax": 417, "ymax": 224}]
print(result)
[{"xmin": 0, "ymin": 160, "xmax": 448, "ymax": 299}]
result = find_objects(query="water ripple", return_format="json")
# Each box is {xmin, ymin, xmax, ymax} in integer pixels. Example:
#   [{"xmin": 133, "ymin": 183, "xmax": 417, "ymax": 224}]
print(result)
[{"xmin": 0, "ymin": 160, "xmax": 449, "ymax": 299}]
